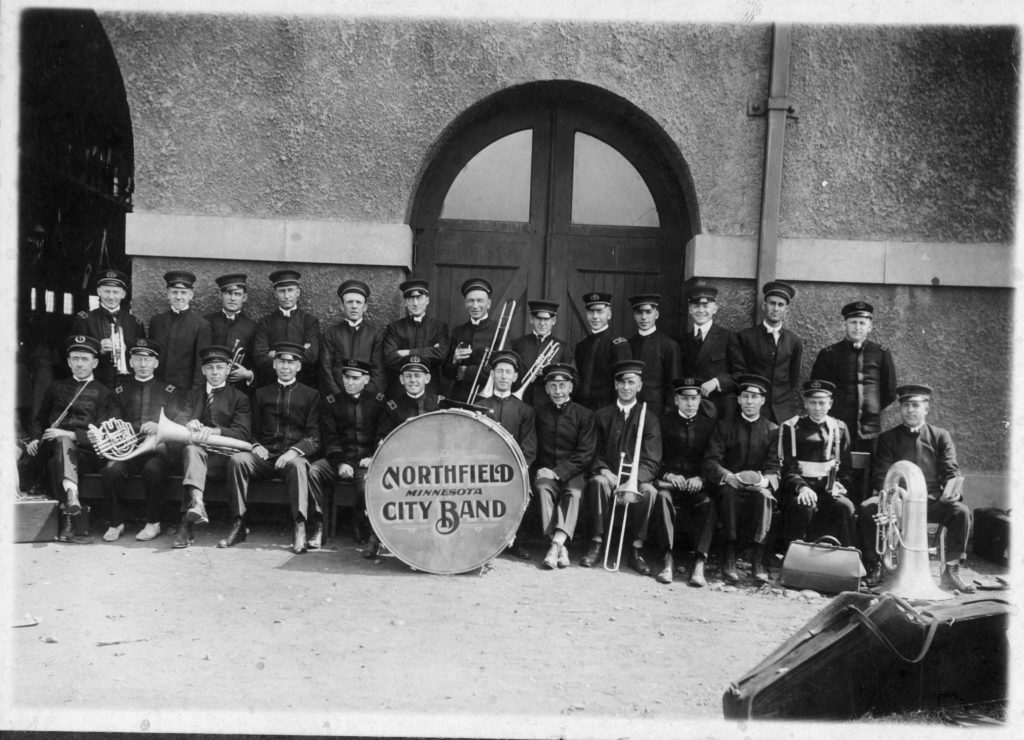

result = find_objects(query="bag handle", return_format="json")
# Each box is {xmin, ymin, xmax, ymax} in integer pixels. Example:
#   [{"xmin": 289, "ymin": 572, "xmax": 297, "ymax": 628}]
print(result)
[{"xmin": 812, "ymin": 535, "xmax": 842, "ymax": 549}]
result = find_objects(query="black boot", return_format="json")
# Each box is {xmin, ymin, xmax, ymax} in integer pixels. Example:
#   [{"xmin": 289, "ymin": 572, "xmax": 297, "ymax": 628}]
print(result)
[
  {"xmin": 218, "ymin": 517, "xmax": 247, "ymax": 548},
  {"xmin": 58, "ymin": 512, "xmax": 74, "ymax": 542},
  {"xmin": 172, "ymin": 516, "xmax": 194, "ymax": 549},
  {"xmin": 722, "ymin": 542, "xmax": 740, "ymax": 583},
  {"xmin": 751, "ymin": 544, "xmax": 769, "ymax": 584}
]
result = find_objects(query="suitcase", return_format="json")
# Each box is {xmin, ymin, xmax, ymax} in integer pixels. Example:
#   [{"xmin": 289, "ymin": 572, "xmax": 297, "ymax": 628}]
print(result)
[
  {"xmin": 780, "ymin": 536, "xmax": 865, "ymax": 594},
  {"xmin": 973, "ymin": 507, "xmax": 1010, "ymax": 566},
  {"xmin": 13, "ymin": 496, "xmax": 59, "ymax": 543}
]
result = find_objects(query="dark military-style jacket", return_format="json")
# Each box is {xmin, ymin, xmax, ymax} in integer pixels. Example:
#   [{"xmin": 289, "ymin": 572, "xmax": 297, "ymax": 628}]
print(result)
[
  {"xmin": 320, "ymin": 321, "xmax": 387, "ymax": 398},
  {"xmin": 870, "ymin": 423, "xmax": 958, "ymax": 499},
  {"xmin": 628, "ymin": 329, "xmax": 681, "ymax": 412},
  {"xmin": 574, "ymin": 329, "xmax": 630, "ymax": 410},
  {"xmin": 250, "ymin": 381, "xmax": 321, "ymax": 457},
  {"xmin": 810, "ymin": 339, "xmax": 897, "ymax": 441},
  {"xmin": 660, "ymin": 411, "xmax": 716, "ymax": 480},
  {"xmin": 254, "ymin": 308, "xmax": 321, "ymax": 388},
  {"xmin": 731, "ymin": 324, "xmax": 803, "ymax": 424},
  {"xmin": 112, "ymin": 377, "xmax": 180, "ymax": 432},
  {"xmin": 509, "ymin": 332, "xmax": 567, "ymax": 407},
  {"xmin": 382, "ymin": 315, "xmax": 450, "ymax": 396},
  {"xmin": 703, "ymin": 414, "xmax": 781, "ymax": 488},
  {"xmin": 444, "ymin": 316, "xmax": 497, "ymax": 403},
  {"xmin": 32, "ymin": 377, "xmax": 118, "ymax": 445},
  {"xmin": 173, "ymin": 384, "xmax": 251, "ymax": 442},
  {"xmin": 779, "ymin": 415, "xmax": 853, "ymax": 497},
  {"xmin": 534, "ymin": 399, "xmax": 597, "ymax": 482},
  {"xmin": 72, "ymin": 307, "xmax": 147, "ymax": 389},
  {"xmin": 590, "ymin": 402, "xmax": 662, "ymax": 484},
  {"xmin": 478, "ymin": 393, "xmax": 537, "ymax": 467},
  {"xmin": 679, "ymin": 321, "xmax": 739, "ymax": 419},
  {"xmin": 384, "ymin": 391, "xmax": 442, "ymax": 429},
  {"xmin": 321, "ymin": 390, "xmax": 390, "ymax": 469},
  {"xmin": 148, "ymin": 308, "xmax": 212, "ymax": 392}
]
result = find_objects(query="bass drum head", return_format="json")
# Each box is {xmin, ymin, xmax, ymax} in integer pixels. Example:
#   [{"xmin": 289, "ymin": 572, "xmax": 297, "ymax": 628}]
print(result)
[{"xmin": 366, "ymin": 409, "xmax": 530, "ymax": 574}]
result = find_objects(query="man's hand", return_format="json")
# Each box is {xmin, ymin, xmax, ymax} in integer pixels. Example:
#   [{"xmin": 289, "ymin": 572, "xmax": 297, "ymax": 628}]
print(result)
[
  {"xmin": 228, "ymin": 366, "xmax": 253, "ymax": 383},
  {"xmin": 253, "ymin": 444, "xmax": 269, "ymax": 461},
  {"xmin": 535, "ymin": 467, "xmax": 557, "ymax": 481},
  {"xmin": 664, "ymin": 473, "xmax": 687, "ymax": 490},
  {"xmin": 831, "ymin": 481, "xmax": 847, "ymax": 498},
  {"xmin": 358, "ymin": 457, "xmax": 373, "ymax": 469},
  {"xmin": 41, "ymin": 428, "xmax": 74, "ymax": 442},
  {"xmin": 186, "ymin": 419, "xmax": 204, "ymax": 432},
  {"xmin": 684, "ymin": 476, "xmax": 703, "ymax": 493},
  {"xmin": 453, "ymin": 343, "xmax": 472, "ymax": 363},
  {"xmin": 723, "ymin": 472, "xmax": 741, "ymax": 489},
  {"xmin": 797, "ymin": 486, "xmax": 817, "ymax": 507},
  {"xmin": 397, "ymin": 349, "xmax": 410, "ymax": 358},
  {"xmin": 940, "ymin": 476, "xmax": 964, "ymax": 503},
  {"xmin": 100, "ymin": 338, "xmax": 113, "ymax": 354},
  {"xmin": 140, "ymin": 421, "xmax": 159, "ymax": 436},
  {"xmin": 699, "ymin": 379, "xmax": 717, "ymax": 397},
  {"xmin": 601, "ymin": 468, "xmax": 619, "ymax": 487},
  {"xmin": 274, "ymin": 449, "xmax": 299, "ymax": 470},
  {"xmin": 26, "ymin": 439, "xmax": 40, "ymax": 456},
  {"xmin": 337, "ymin": 463, "xmax": 355, "ymax": 479}
]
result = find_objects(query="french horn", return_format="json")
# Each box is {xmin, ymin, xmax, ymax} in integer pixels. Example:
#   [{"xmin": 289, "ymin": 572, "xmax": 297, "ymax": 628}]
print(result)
[{"xmin": 88, "ymin": 408, "xmax": 254, "ymax": 461}]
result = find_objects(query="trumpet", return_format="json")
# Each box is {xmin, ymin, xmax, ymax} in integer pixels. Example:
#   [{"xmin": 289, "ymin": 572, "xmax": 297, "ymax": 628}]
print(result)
[
  {"xmin": 467, "ymin": 299, "xmax": 516, "ymax": 404},
  {"xmin": 604, "ymin": 402, "xmax": 647, "ymax": 572},
  {"xmin": 229, "ymin": 339, "xmax": 245, "ymax": 370},
  {"xmin": 111, "ymin": 324, "xmax": 128, "ymax": 375},
  {"xmin": 88, "ymin": 408, "xmax": 254, "ymax": 461},
  {"xmin": 512, "ymin": 341, "xmax": 561, "ymax": 400}
]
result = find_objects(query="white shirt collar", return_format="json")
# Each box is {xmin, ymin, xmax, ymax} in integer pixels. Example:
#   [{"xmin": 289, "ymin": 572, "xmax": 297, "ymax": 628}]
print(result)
[
  {"xmin": 617, "ymin": 400, "xmax": 637, "ymax": 415},
  {"xmin": 279, "ymin": 307, "xmax": 295, "ymax": 318},
  {"xmin": 695, "ymin": 321, "xmax": 712, "ymax": 338},
  {"xmin": 492, "ymin": 390, "xmax": 511, "ymax": 399},
  {"xmin": 741, "ymin": 413, "xmax": 760, "ymax": 423},
  {"xmin": 407, "ymin": 390, "xmax": 426, "ymax": 400},
  {"xmin": 278, "ymin": 379, "xmax": 297, "ymax": 388},
  {"xmin": 470, "ymin": 315, "xmax": 489, "ymax": 326},
  {"xmin": 205, "ymin": 382, "xmax": 227, "ymax": 393},
  {"xmin": 638, "ymin": 326, "xmax": 656, "ymax": 337},
  {"xmin": 76, "ymin": 375, "xmax": 95, "ymax": 384},
  {"xmin": 762, "ymin": 321, "xmax": 781, "ymax": 335},
  {"xmin": 134, "ymin": 376, "xmax": 155, "ymax": 384},
  {"xmin": 591, "ymin": 325, "xmax": 609, "ymax": 335},
  {"xmin": 346, "ymin": 319, "xmax": 363, "ymax": 328}
]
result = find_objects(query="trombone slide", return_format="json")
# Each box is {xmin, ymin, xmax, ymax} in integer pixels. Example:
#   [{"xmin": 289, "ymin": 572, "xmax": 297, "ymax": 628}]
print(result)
[{"xmin": 603, "ymin": 402, "xmax": 648, "ymax": 572}]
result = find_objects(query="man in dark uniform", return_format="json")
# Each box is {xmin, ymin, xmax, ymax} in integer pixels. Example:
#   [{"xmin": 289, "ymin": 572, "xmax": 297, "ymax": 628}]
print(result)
[
  {"xmin": 72, "ymin": 268, "xmax": 146, "ymax": 390},
  {"xmin": 778, "ymin": 380, "xmax": 855, "ymax": 550},
  {"xmin": 148, "ymin": 270, "xmax": 212, "ymax": 392},
  {"xmin": 679, "ymin": 284, "xmax": 739, "ymax": 420},
  {"xmin": 384, "ymin": 356, "xmax": 442, "ymax": 428},
  {"xmin": 226, "ymin": 342, "xmax": 322, "ymax": 554},
  {"xmin": 26, "ymin": 335, "xmax": 117, "ymax": 542},
  {"xmin": 627, "ymin": 293, "xmax": 681, "ymax": 414},
  {"xmin": 96, "ymin": 338, "xmax": 181, "ymax": 543},
  {"xmin": 510, "ymin": 299, "xmax": 566, "ymax": 407},
  {"xmin": 382, "ymin": 278, "xmax": 450, "ymax": 397},
  {"xmin": 857, "ymin": 384, "xmax": 974, "ymax": 593},
  {"xmin": 581, "ymin": 360, "xmax": 661, "ymax": 575},
  {"xmin": 703, "ymin": 374, "xmax": 781, "ymax": 584},
  {"xmin": 533, "ymin": 363, "xmax": 597, "ymax": 570},
  {"xmin": 320, "ymin": 279, "xmax": 386, "ymax": 399},
  {"xmin": 309, "ymin": 358, "xmax": 390, "ymax": 545},
  {"xmin": 574, "ymin": 291, "xmax": 630, "ymax": 411},
  {"xmin": 253, "ymin": 269, "xmax": 321, "ymax": 388},
  {"xmin": 204, "ymin": 273, "xmax": 257, "ymax": 392},
  {"xmin": 477, "ymin": 350, "xmax": 537, "ymax": 559},
  {"xmin": 731, "ymin": 281, "xmax": 803, "ymax": 424},
  {"xmin": 170, "ymin": 345, "xmax": 252, "ymax": 549},
  {"xmin": 652, "ymin": 377, "xmax": 717, "ymax": 586},
  {"xmin": 444, "ymin": 277, "xmax": 499, "ymax": 403}
]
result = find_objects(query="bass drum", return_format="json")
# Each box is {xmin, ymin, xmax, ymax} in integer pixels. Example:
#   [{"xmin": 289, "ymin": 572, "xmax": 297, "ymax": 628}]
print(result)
[{"xmin": 365, "ymin": 409, "xmax": 530, "ymax": 574}]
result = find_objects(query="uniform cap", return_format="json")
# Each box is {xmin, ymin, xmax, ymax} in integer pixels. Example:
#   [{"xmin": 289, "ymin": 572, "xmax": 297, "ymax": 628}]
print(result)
[
  {"xmin": 461, "ymin": 277, "xmax": 492, "ymax": 297},
  {"xmin": 841, "ymin": 301, "xmax": 873, "ymax": 319},
  {"xmin": 200, "ymin": 345, "xmax": 232, "ymax": 365},
  {"xmin": 164, "ymin": 271, "xmax": 196, "ymax": 289},
  {"xmin": 736, "ymin": 374, "xmax": 771, "ymax": 395},
  {"xmin": 269, "ymin": 270, "xmax": 301, "ymax": 288},
  {"xmin": 583, "ymin": 292, "xmax": 612, "ymax": 309},
  {"xmin": 628, "ymin": 294, "xmax": 661, "ymax": 310},
  {"xmin": 338, "ymin": 279, "xmax": 370, "ymax": 300},
  {"xmin": 273, "ymin": 342, "xmax": 306, "ymax": 361},
  {"xmin": 896, "ymin": 384, "xmax": 933, "ymax": 403},
  {"xmin": 489, "ymin": 350, "xmax": 521, "ymax": 371},
  {"xmin": 763, "ymin": 281, "xmax": 796, "ymax": 302},
  {"xmin": 215, "ymin": 273, "xmax": 248, "ymax": 291},
  {"xmin": 129, "ymin": 338, "xmax": 161, "ymax": 358},
  {"xmin": 686, "ymin": 284, "xmax": 718, "ymax": 304},
  {"xmin": 399, "ymin": 279, "xmax": 430, "ymax": 298},
  {"xmin": 612, "ymin": 359, "xmax": 646, "ymax": 379},
  {"xmin": 96, "ymin": 269, "xmax": 129, "ymax": 289},
  {"xmin": 341, "ymin": 358, "xmax": 373, "ymax": 376},
  {"xmin": 527, "ymin": 299, "xmax": 559, "ymax": 318},
  {"xmin": 64, "ymin": 335, "xmax": 101, "ymax": 356},
  {"xmin": 672, "ymin": 376, "xmax": 703, "ymax": 394},
  {"xmin": 401, "ymin": 355, "xmax": 429, "ymax": 374},
  {"xmin": 543, "ymin": 363, "xmax": 576, "ymax": 383},
  {"xmin": 802, "ymin": 379, "xmax": 835, "ymax": 397}
]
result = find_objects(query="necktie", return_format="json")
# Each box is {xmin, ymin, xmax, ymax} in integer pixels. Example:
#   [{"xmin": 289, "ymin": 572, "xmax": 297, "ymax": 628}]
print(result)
[{"xmin": 694, "ymin": 329, "xmax": 703, "ymax": 345}]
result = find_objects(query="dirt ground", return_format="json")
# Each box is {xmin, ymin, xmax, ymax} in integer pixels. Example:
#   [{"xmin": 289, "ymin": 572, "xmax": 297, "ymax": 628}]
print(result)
[{"xmin": 3, "ymin": 512, "xmax": 1011, "ymax": 739}]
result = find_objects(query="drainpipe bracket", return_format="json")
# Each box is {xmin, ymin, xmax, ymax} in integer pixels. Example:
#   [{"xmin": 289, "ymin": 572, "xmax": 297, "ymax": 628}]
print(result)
[{"xmin": 747, "ymin": 97, "xmax": 799, "ymax": 119}]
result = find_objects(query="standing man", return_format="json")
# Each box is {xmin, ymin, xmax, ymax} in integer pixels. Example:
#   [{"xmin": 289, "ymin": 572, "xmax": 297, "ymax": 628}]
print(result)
[
  {"xmin": 72, "ymin": 268, "xmax": 146, "ymax": 390},
  {"xmin": 445, "ymin": 277, "xmax": 497, "ymax": 403},
  {"xmin": 510, "ymin": 299, "xmax": 566, "ymax": 407},
  {"xmin": 170, "ymin": 345, "xmax": 251, "ymax": 549},
  {"xmin": 581, "ymin": 360, "xmax": 662, "ymax": 575},
  {"xmin": 651, "ymin": 377, "xmax": 717, "ymax": 586},
  {"xmin": 320, "ymin": 279, "xmax": 386, "ymax": 398},
  {"xmin": 731, "ymin": 281, "xmax": 803, "ymax": 423},
  {"xmin": 204, "ymin": 273, "xmax": 257, "ymax": 392},
  {"xmin": 679, "ymin": 284, "xmax": 739, "ymax": 420},
  {"xmin": 253, "ymin": 269, "xmax": 321, "ymax": 388},
  {"xmin": 627, "ymin": 293, "xmax": 681, "ymax": 414},
  {"xmin": 382, "ymin": 279, "xmax": 449, "ymax": 397},
  {"xmin": 778, "ymin": 380, "xmax": 855, "ymax": 550},
  {"xmin": 703, "ymin": 374, "xmax": 781, "ymax": 584},
  {"xmin": 574, "ymin": 291, "xmax": 630, "ymax": 411},
  {"xmin": 97, "ymin": 338, "xmax": 181, "ymax": 542},
  {"xmin": 533, "ymin": 363, "xmax": 597, "ymax": 570},
  {"xmin": 857, "ymin": 384, "xmax": 974, "ymax": 593},
  {"xmin": 226, "ymin": 342, "xmax": 322, "ymax": 554},
  {"xmin": 148, "ymin": 271, "xmax": 212, "ymax": 392}
]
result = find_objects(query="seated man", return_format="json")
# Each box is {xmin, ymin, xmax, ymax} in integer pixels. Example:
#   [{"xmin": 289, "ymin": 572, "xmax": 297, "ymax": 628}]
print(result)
[
  {"xmin": 779, "ymin": 380, "xmax": 855, "ymax": 549},
  {"xmin": 226, "ymin": 342, "xmax": 322, "ymax": 553},
  {"xmin": 309, "ymin": 358, "xmax": 390, "ymax": 546},
  {"xmin": 98, "ymin": 338, "xmax": 181, "ymax": 542},
  {"xmin": 857, "ymin": 384, "xmax": 974, "ymax": 593},
  {"xmin": 533, "ymin": 363, "xmax": 597, "ymax": 569},
  {"xmin": 385, "ymin": 356, "xmax": 442, "ymax": 427},
  {"xmin": 581, "ymin": 360, "xmax": 661, "ymax": 575},
  {"xmin": 652, "ymin": 377, "xmax": 717, "ymax": 586},
  {"xmin": 171, "ymin": 345, "xmax": 252, "ymax": 549},
  {"xmin": 703, "ymin": 374, "xmax": 781, "ymax": 584},
  {"xmin": 26, "ymin": 335, "xmax": 117, "ymax": 542}
]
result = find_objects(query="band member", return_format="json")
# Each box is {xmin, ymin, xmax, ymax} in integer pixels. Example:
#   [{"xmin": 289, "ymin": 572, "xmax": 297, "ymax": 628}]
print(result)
[
  {"xmin": 253, "ymin": 269, "xmax": 321, "ymax": 388},
  {"xmin": 778, "ymin": 380, "xmax": 855, "ymax": 550},
  {"xmin": 574, "ymin": 292, "xmax": 630, "ymax": 411},
  {"xmin": 652, "ymin": 377, "xmax": 717, "ymax": 586},
  {"xmin": 204, "ymin": 273, "xmax": 257, "ymax": 391},
  {"xmin": 320, "ymin": 279, "xmax": 386, "ymax": 399},
  {"xmin": 533, "ymin": 363, "xmax": 597, "ymax": 569},
  {"xmin": 810, "ymin": 301, "xmax": 898, "ymax": 454},
  {"xmin": 477, "ymin": 350, "xmax": 537, "ymax": 559},
  {"xmin": 857, "ymin": 384, "xmax": 974, "ymax": 593},
  {"xmin": 445, "ymin": 277, "xmax": 497, "ymax": 403},
  {"xmin": 72, "ymin": 268, "xmax": 146, "ymax": 389},
  {"xmin": 510, "ymin": 299, "xmax": 566, "ymax": 407},
  {"xmin": 581, "ymin": 360, "xmax": 661, "ymax": 574},
  {"xmin": 148, "ymin": 271, "xmax": 212, "ymax": 392},
  {"xmin": 171, "ymin": 345, "xmax": 251, "ymax": 549},
  {"xmin": 384, "ymin": 356, "xmax": 442, "ymax": 427},
  {"xmin": 382, "ymin": 279, "xmax": 450, "ymax": 397},
  {"xmin": 627, "ymin": 293, "xmax": 681, "ymax": 413},
  {"xmin": 226, "ymin": 342, "xmax": 322, "ymax": 553},
  {"xmin": 309, "ymin": 358, "xmax": 390, "ymax": 545},
  {"xmin": 679, "ymin": 284, "xmax": 739, "ymax": 420},
  {"xmin": 97, "ymin": 338, "xmax": 181, "ymax": 542},
  {"xmin": 703, "ymin": 374, "xmax": 781, "ymax": 585},
  {"xmin": 26, "ymin": 335, "xmax": 117, "ymax": 542},
  {"xmin": 731, "ymin": 281, "xmax": 803, "ymax": 424}
]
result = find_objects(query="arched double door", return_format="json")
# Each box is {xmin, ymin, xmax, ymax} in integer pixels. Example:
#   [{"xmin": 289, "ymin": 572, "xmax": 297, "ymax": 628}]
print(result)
[{"xmin": 410, "ymin": 82, "xmax": 696, "ymax": 349}]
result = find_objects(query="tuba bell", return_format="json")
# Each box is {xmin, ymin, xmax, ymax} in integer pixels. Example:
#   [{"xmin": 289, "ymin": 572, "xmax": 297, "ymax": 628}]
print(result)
[{"xmin": 89, "ymin": 408, "xmax": 254, "ymax": 461}]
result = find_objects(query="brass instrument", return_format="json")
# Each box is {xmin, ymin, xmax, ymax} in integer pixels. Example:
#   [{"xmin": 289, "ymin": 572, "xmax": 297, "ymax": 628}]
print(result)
[
  {"xmin": 229, "ymin": 339, "xmax": 245, "ymax": 371},
  {"xmin": 88, "ymin": 408, "xmax": 254, "ymax": 461},
  {"xmin": 467, "ymin": 299, "xmax": 516, "ymax": 404},
  {"xmin": 111, "ymin": 323, "xmax": 128, "ymax": 375},
  {"xmin": 874, "ymin": 461, "xmax": 952, "ymax": 601},
  {"xmin": 512, "ymin": 341, "xmax": 561, "ymax": 400},
  {"xmin": 604, "ymin": 402, "xmax": 647, "ymax": 572}
]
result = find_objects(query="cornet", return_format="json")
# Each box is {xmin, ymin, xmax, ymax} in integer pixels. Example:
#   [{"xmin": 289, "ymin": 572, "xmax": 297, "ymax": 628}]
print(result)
[
  {"xmin": 111, "ymin": 324, "xmax": 128, "ymax": 375},
  {"xmin": 604, "ymin": 402, "xmax": 647, "ymax": 572},
  {"xmin": 512, "ymin": 341, "xmax": 560, "ymax": 400}
]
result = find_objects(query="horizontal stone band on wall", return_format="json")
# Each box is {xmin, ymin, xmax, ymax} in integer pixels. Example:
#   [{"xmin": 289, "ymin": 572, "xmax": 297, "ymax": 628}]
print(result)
[
  {"xmin": 127, "ymin": 212, "xmax": 413, "ymax": 268},
  {"xmin": 686, "ymin": 234, "xmax": 1014, "ymax": 288}
]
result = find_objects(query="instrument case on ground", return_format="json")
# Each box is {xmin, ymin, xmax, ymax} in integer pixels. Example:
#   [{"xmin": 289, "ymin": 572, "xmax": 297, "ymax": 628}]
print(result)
[
  {"xmin": 13, "ymin": 496, "xmax": 59, "ymax": 543},
  {"xmin": 780, "ymin": 536, "xmax": 865, "ymax": 594},
  {"xmin": 973, "ymin": 507, "xmax": 1010, "ymax": 567}
]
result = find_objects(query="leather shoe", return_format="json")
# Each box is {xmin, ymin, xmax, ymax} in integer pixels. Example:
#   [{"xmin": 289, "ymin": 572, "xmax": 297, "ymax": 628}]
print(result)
[
  {"xmin": 630, "ymin": 547, "xmax": 652, "ymax": 576},
  {"xmin": 185, "ymin": 499, "xmax": 209, "ymax": 525},
  {"xmin": 65, "ymin": 488, "xmax": 82, "ymax": 516},
  {"xmin": 136, "ymin": 522, "xmax": 161, "ymax": 541},
  {"xmin": 172, "ymin": 520, "xmax": 194, "ymax": 549},
  {"xmin": 507, "ymin": 539, "xmax": 531, "ymax": 560},
  {"xmin": 864, "ymin": 561, "xmax": 885, "ymax": 588},
  {"xmin": 689, "ymin": 558, "xmax": 708, "ymax": 587},
  {"xmin": 307, "ymin": 518, "xmax": 324, "ymax": 550},
  {"xmin": 58, "ymin": 513, "xmax": 74, "ymax": 542},
  {"xmin": 751, "ymin": 546, "xmax": 769, "ymax": 584},
  {"xmin": 941, "ymin": 563, "xmax": 977, "ymax": 594},
  {"xmin": 103, "ymin": 523, "xmax": 124, "ymax": 542},
  {"xmin": 292, "ymin": 519, "xmax": 307, "ymax": 554},
  {"xmin": 542, "ymin": 542, "xmax": 559, "ymax": 569},
  {"xmin": 218, "ymin": 517, "xmax": 247, "ymax": 548},
  {"xmin": 557, "ymin": 544, "xmax": 570, "ymax": 568},
  {"xmin": 579, "ymin": 540, "xmax": 603, "ymax": 568},
  {"xmin": 656, "ymin": 552, "xmax": 674, "ymax": 584},
  {"xmin": 363, "ymin": 534, "xmax": 381, "ymax": 560}
]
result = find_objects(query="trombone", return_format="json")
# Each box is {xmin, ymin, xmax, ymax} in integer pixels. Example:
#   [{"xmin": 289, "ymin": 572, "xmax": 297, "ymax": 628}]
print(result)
[
  {"xmin": 512, "ymin": 341, "xmax": 560, "ymax": 400},
  {"xmin": 604, "ymin": 402, "xmax": 647, "ymax": 572},
  {"xmin": 467, "ymin": 299, "xmax": 516, "ymax": 404}
]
